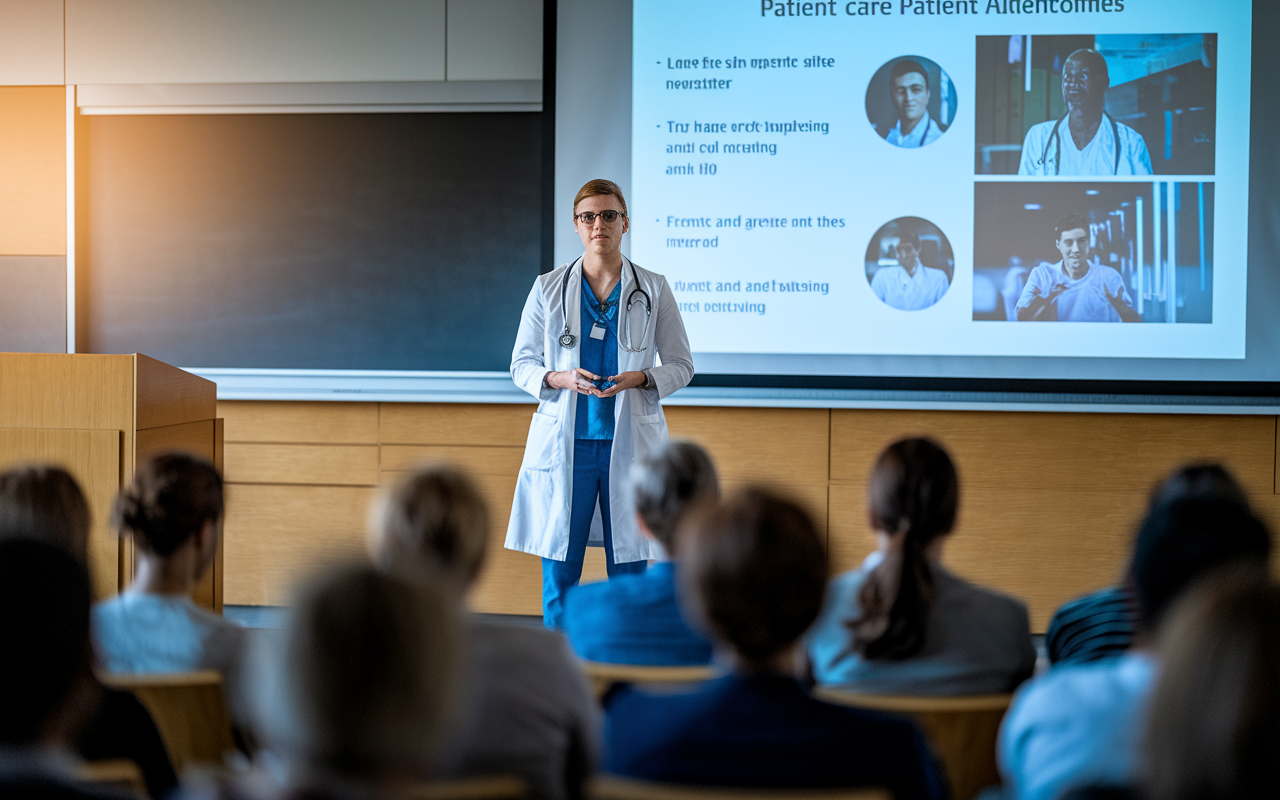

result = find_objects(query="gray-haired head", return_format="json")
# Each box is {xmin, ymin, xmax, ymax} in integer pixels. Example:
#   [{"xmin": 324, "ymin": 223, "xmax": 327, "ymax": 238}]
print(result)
[
  {"xmin": 631, "ymin": 440, "xmax": 719, "ymax": 553},
  {"xmin": 256, "ymin": 563, "xmax": 460, "ymax": 783}
]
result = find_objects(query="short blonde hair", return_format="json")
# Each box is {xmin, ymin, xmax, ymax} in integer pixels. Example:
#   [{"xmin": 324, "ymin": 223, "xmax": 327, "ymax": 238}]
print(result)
[
  {"xmin": 573, "ymin": 178, "xmax": 628, "ymax": 217},
  {"xmin": 370, "ymin": 465, "xmax": 489, "ymax": 593}
]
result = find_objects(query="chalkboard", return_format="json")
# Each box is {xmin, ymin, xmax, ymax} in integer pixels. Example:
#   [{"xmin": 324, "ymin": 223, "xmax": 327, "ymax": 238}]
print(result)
[{"xmin": 78, "ymin": 112, "xmax": 544, "ymax": 371}]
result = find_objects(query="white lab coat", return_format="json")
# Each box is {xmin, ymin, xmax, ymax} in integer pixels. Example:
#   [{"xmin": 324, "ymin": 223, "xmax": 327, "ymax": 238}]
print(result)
[{"xmin": 505, "ymin": 256, "xmax": 695, "ymax": 563}]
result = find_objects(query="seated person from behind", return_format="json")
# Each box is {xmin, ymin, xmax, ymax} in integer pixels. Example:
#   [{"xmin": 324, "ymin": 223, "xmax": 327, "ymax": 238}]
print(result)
[
  {"xmin": 564, "ymin": 440, "xmax": 717, "ymax": 666},
  {"xmin": 0, "ymin": 465, "xmax": 177, "ymax": 800},
  {"xmin": 242, "ymin": 564, "xmax": 459, "ymax": 800},
  {"xmin": 1018, "ymin": 49, "xmax": 1152, "ymax": 176},
  {"xmin": 604, "ymin": 488, "xmax": 945, "ymax": 798},
  {"xmin": 371, "ymin": 465, "xmax": 597, "ymax": 800},
  {"xmin": 1016, "ymin": 213, "xmax": 1139, "ymax": 322},
  {"xmin": 807, "ymin": 438, "xmax": 1035, "ymax": 695},
  {"xmin": 92, "ymin": 453, "xmax": 245, "ymax": 699},
  {"xmin": 0, "ymin": 538, "xmax": 132, "ymax": 800},
  {"xmin": 1045, "ymin": 464, "xmax": 1247, "ymax": 666},
  {"xmin": 998, "ymin": 495, "xmax": 1271, "ymax": 800},
  {"xmin": 870, "ymin": 227, "xmax": 951, "ymax": 311}
]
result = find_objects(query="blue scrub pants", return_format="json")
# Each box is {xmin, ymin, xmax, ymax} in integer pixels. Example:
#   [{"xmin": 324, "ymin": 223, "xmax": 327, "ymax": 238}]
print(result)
[{"xmin": 542, "ymin": 439, "xmax": 647, "ymax": 629}]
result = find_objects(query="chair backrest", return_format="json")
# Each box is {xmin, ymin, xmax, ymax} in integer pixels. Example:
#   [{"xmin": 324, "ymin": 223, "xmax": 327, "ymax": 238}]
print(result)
[
  {"xmin": 815, "ymin": 689, "xmax": 1013, "ymax": 800},
  {"xmin": 101, "ymin": 670, "xmax": 237, "ymax": 775},
  {"xmin": 406, "ymin": 776, "xmax": 528, "ymax": 800},
  {"xmin": 77, "ymin": 759, "xmax": 147, "ymax": 796},
  {"xmin": 590, "ymin": 776, "xmax": 889, "ymax": 800},
  {"xmin": 580, "ymin": 661, "xmax": 717, "ymax": 700}
]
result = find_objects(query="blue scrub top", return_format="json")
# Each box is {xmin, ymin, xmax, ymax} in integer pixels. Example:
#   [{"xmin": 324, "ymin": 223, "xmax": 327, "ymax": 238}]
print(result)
[{"xmin": 575, "ymin": 280, "xmax": 621, "ymax": 440}]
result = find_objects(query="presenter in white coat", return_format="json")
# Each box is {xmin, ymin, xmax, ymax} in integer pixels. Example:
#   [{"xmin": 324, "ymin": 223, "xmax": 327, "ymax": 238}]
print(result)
[{"xmin": 507, "ymin": 179, "xmax": 694, "ymax": 629}]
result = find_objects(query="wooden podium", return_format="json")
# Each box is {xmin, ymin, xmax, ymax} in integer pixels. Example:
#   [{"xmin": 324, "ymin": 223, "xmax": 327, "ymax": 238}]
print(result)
[{"xmin": 0, "ymin": 354, "xmax": 223, "ymax": 609}]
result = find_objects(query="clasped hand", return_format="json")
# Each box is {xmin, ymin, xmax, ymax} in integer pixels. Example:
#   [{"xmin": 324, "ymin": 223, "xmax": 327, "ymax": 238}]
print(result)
[{"xmin": 549, "ymin": 368, "xmax": 645, "ymax": 397}]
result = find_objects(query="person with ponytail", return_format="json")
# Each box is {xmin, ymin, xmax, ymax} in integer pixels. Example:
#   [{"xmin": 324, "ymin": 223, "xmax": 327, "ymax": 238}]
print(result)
[
  {"xmin": 92, "ymin": 452, "xmax": 244, "ymax": 695},
  {"xmin": 807, "ymin": 437, "xmax": 1035, "ymax": 695}
]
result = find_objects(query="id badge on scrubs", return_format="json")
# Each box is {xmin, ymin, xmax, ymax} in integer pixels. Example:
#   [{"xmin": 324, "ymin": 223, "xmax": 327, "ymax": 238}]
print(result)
[{"xmin": 589, "ymin": 324, "xmax": 607, "ymax": 340}]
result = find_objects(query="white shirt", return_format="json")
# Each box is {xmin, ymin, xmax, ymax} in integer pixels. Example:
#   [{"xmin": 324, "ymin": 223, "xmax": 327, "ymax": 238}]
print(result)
[
  {"xmin": 1015, "ymin": 260, "xmax": 1135, "ymax": 322},
  {"xmin": 999, "ymin": 653, "xmax": 1157, "ymax": 800},
  {"xmin": 883, "ymin": 112, "xmax": 944, "ymax": 148},
  {"xmin": 870, "ymin": 263, "xmax": 950, "ymax": 311},
  {"xmin": 1019, "ymin": 115, "xmax": 1152, "ymax": 176}
]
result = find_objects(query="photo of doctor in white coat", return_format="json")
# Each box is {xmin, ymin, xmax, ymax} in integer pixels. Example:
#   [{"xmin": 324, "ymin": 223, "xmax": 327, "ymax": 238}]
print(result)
[{"xmin": 507, "ymin": 178, "xmax": 694, "ymax": 629}]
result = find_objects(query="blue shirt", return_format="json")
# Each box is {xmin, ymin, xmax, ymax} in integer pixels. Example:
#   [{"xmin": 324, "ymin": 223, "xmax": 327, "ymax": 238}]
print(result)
[
  {"xmin": 563, "ymin": 562, "xmax": 714, "ymax": 666},
  {"xmin": 998, "ymin": 652, "xmax": 1157, "ymax": 800},
  {"xmin": 604, "ymin": 673, "xmax": 944, "ymax": 798},
  {"xmin": 574, "ymin": 280, "xmax": 620, "ymax": 440}
]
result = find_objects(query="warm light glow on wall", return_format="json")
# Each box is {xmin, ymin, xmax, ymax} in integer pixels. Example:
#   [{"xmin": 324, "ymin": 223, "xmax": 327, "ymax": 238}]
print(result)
[{"xmin": 0, "ymin": 86, "xmax": 66, "ymax": 255}]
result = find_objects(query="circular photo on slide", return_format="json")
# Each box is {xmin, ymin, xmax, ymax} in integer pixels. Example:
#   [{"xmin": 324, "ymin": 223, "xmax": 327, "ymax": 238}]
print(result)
[
  {"xmin": 866, "ymin": 56, "xmax": 957, "ymax": 149},
  {"xmin": 865, "ymin": 217, "xmax": 955, "ymax": 311}
]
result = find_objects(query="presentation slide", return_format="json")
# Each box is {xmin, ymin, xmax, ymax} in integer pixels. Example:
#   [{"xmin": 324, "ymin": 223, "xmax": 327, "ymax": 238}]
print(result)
[{"xmin": 631, "ymin": 0, "xmax": 1247, "ymax": 361}]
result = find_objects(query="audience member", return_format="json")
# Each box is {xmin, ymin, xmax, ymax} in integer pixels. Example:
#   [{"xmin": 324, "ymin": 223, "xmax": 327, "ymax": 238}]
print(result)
[
  {"xmin": 563, "ymin": 441, "xmax": 717, "ymax": 665},
  {"xmin": 0, "ymin": 464, "xmax": 91, "ymax": 555},
  {"xmin": 1045, "ymin": 464, "xmax": 1248, "ymax": 665},
  {"xmin": 251, "ymin": 563, "xmax": 459, "ymax": 798},
  {"xmin": 998, "ymin": 496, "xmax": 1271, "ymax": 800},
  {"xmin": 1141, "ymin": 571, "xmax": 1280, "ymax": 800},
  {"xmin": 92, "ymin": 453, "xmax": 245, "ymax": 705},
  {"xmin": 808, "ymin": 438, "xmax": 1035, "ymax": 695},
  {"xmin": 603, "ymin": 488, "xmax": 945, "ymax": 797},
  {"xmin": 371, "ymin": 465, "xmax": 597, "ymax": 800},
  {"xmin": 0, "ymin": 464, "xmax": 177, "ymax": 798},
  {"xmin": 0, "ymin": 538, "xmax": 130, "ymax": 799}
]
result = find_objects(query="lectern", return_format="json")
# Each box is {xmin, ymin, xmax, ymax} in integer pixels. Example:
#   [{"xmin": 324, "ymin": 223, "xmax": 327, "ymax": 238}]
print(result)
[{"xmin": 0, "ymin": 353, "xmax": 222, "ymax": 608}]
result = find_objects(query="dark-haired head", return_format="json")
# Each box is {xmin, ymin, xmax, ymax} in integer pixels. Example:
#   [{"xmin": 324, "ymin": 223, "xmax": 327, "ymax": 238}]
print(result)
[
  {"xmin": 112, "ymin": 452, "xmax": 223, "ymax": 559},
  {"xmin": 0, "ymin": 464, "xmax": 91, "ymax": 561},
  {"xmin": 851, "ymin": 437, "xmax": 958, "ymax": 661},
  {"xmin": 1144, "ymin": 572, "xmax": 1280, "ymax": 800},
  {"xmin": 1150, "ymin": 463, "xmax": 1248, "ymax": 510},
  {"xmin": 679, "ymin": 488, "xmax": 826, "ymax": 672},
  {"xmin": 631, "ymin": 440, "xmax": 720, "ymax": 554},
  {"xmin": 889, "ymin": 59, "xmax": 929, "ymax": 91},
  {"xmin": 0, "ymin": 538, "xmax": 96, "ymax": 747},
  {"xmin": 1130, "ymin": 497, "xmax": 1271, "ymax": 634}
]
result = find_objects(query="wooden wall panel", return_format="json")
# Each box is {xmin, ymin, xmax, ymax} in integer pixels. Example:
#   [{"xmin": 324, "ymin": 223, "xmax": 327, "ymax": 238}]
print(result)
[
  {"xmin": 225, "ymin": 443, "xmax": 378, "ymax": 486},
  {"xmin": 831, "ymin": 410, "xmax": 1276, "ymax": 496},
  {"xmin": 380, "ymin": 402, "xmax": 536, "ymax": 446},
  {"xmin": 667, "ymin": 407, "xmax": 829, "ymax": 485},
  {"xmin": 0, "ymin": 427, "xmax": 121, "ymax": 598},
  {"xmin": 0, "ymin": 86, "xmax": 65, "ymax": 256},
  {"xmin": 218, "ymin": 400, "xmax": 378, "ymax": 444},
  {"xmin": 221, "ymin": 484, "xmax": 374, "ymax": 606},
  {"xmin": 380, "ymin": 444, "xmax": 523, "ymax": 477}
]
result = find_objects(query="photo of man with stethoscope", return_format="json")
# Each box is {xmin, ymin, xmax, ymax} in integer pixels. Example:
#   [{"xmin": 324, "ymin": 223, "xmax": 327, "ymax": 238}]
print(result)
[
  {"xmin": 506, "ymin": 179, "xmax": 694, "ymax": 629},
  {"xmin": 867, "ymin": 55, "xmax": 957, "ymax": 149}
]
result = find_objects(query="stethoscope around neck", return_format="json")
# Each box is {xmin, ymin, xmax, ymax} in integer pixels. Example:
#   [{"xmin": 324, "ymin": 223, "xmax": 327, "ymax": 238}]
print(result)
[
  {"xmin": 557, "ymin": 256, "xmax": 653, "ymax": 352},
  {"xmin": 1041, "ymin": 111, "xmax": 1121, "ymax": 175}
]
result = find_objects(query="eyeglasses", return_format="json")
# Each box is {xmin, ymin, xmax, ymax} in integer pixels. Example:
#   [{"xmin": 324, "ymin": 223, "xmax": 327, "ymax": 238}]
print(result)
[{"xmin": 574, "ymin": 210, "xmax": 627, "ymax": 224}]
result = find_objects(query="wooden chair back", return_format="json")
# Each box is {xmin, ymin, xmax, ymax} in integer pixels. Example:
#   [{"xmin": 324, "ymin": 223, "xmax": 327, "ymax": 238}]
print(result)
[
  {"xmin": 590, "ymin": 776, "xmax": 889, "ymax": 800},
  {"xmin": 580, "ymin": 661, "xmax": 716, "ymax": 700},
  {"xmin": 406, "ymin": 776, "xmax": 527, "ymax": 800},
  {"xmin": 77, "ymin": 759, "xmax": 147, "ymax": 796},
  {"xmin": 815, "ymin": 690, "xmax": 1013, "ymax": 800},
  {"xmin": 102, "ymin": 670, "xmax": 237, "ymax": 775}
]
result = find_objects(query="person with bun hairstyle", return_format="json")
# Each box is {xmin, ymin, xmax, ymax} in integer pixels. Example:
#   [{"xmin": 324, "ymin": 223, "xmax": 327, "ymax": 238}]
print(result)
[
  {"xmin": 807, "ymin": 438, "xmax": 1035, "ymax": 695},
  {"xmin": 92, "ymin": 453, "xmax": 244, "ymax": 694},
  {"xmin": 604, "ymin": 488, "xmax": 944, "ymax": 797}
]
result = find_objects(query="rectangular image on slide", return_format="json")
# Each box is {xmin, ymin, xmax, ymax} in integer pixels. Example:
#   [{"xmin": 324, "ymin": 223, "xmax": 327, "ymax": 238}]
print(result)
[
  {"xmin": 973, "ymin": 182, "xmax": 1214, "ymax": 323},
  {"xmin": 974, "ymin": 34, "xmax": 1217, "ymax": 176}
]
